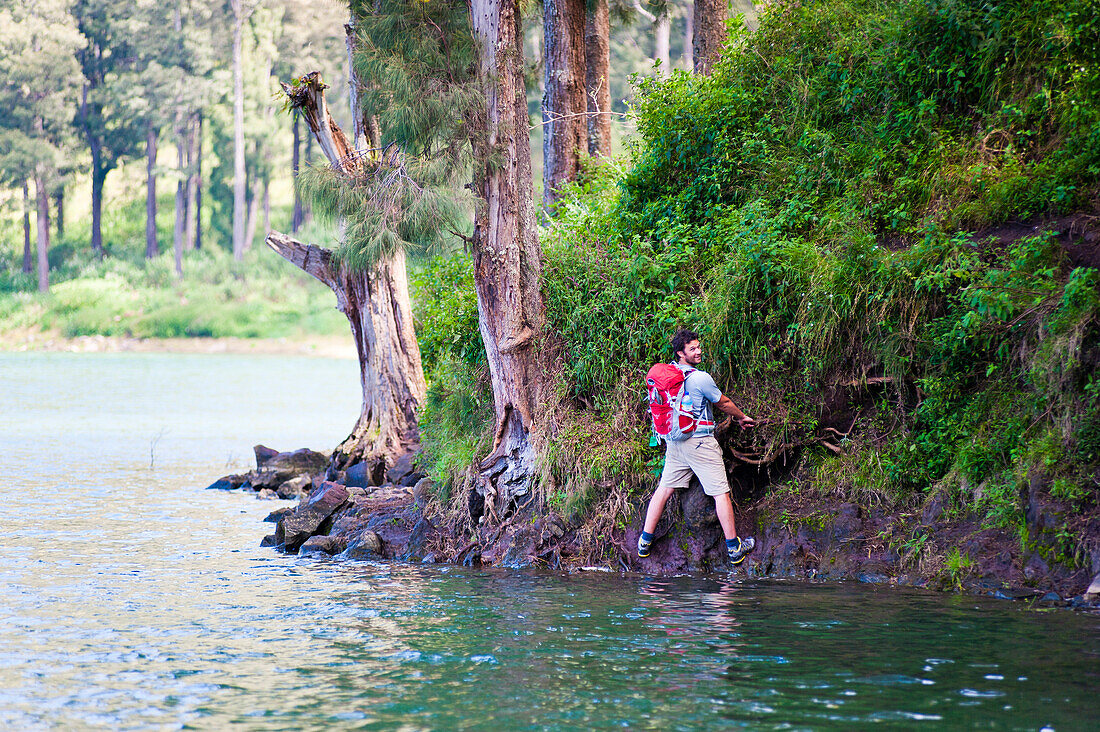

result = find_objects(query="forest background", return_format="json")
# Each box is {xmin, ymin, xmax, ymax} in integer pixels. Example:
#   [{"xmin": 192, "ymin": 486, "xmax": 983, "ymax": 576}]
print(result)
[
  {"xmin": 4, "ymin": 0, "xmax": 1099, "ymax": 585},
  {"xmin": 1, "ymin": 0, "xmax": 741, "ymax": 341}
]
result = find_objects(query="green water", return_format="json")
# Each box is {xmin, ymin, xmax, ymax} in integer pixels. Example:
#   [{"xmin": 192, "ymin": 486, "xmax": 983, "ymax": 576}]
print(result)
[{"xmin": 1, "ymin": 353, "xmax": 1097, "ymax": 729}]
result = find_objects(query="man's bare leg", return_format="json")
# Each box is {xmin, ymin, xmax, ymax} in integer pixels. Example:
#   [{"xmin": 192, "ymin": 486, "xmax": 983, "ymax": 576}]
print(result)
[
  {"xmin": 643, "ymin": 484, "xmax": 676, "ymax": 535},
  {"xmin": 714, "ymin": 491, "xmax": 738, "ymax": 541}
]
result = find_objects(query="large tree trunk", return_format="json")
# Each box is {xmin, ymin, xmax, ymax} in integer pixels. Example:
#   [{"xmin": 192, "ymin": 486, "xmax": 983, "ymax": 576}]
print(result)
[
  {"xmin": 693, "ymin": 0, "xmax": 727, "ymax": 74},
  {"xmin": 34, "ymin": 170, "xmax": 49, "ymax": 293},
  {"xmin": 231, "ymin": 0, "xmax": 247, "ymax": 260},
  {"xmin": 145, "ymin": 126, "xmax": 158, "ymax": 259},
  {"xmin": 267, "ymin": 233, "xmax": 426, "ymax": 469},
  {"xmin": 585, "ymin": 0, "xmax": 611, "ymax": 156},
  {"xmin": 542, "ymin": 0, "xmax": 588, "ymax": 208},
  {"xmin": 274, "ymin": 73, "xmax": 427, "ymax": 469},
  {"xmin": 22, "ymin": 181, "xmax": 32, "ymax": 274},
  {"xmin": 471, "ymin": 0, "xmax": 548, "ymax": 511}
]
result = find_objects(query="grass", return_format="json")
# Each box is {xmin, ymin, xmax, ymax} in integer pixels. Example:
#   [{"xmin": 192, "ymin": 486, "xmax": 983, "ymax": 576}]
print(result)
[{"xmin": 0, "ymin": 192, "xmax": 349, "ymax": 341}]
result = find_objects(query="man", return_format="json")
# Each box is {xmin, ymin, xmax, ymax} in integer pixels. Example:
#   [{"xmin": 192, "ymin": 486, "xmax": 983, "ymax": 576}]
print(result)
[{"xmin": 638, "ymin": 329, "xmax": 757, "ymax": 565}]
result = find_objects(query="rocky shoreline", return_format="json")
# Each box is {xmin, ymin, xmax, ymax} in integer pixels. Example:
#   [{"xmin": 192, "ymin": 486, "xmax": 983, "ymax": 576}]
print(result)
[{"xmin": 207, "ymin": 445, "xmax": 1100, "ymax": 610}]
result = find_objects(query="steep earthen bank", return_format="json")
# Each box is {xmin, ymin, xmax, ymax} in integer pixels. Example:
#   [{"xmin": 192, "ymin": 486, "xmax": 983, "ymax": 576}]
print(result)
[{"xmin": 209, "ymin": 444, "xmax": 1100, "ymax": 610}]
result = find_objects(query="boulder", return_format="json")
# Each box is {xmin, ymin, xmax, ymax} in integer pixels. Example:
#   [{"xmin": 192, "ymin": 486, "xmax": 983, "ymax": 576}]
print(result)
[
  {"xmin": 344, "ymin": 461, "xmax": 373, "ymax": 488},
  {"xmin": 260, "ymin": 534, "xmax": 277, "ymax": 547},
  {"xmin": 276, "ymin": 475, "xmax": 311, "ymax": 500},
  {"xmin": 275, "ymin": 481, "xmax": 349, "ymax": 553},
  {"xmin": 1085, "ymin": 572, "xmax": 1100, "ymax": 600},
  {"xmin": 205, "ymin": 474, "xmax": 247, "ymax": 491},
  {"xmin": 257, "ymin": 489, "xmax": 278, "ymax": 500},
  {"xmin": 385, "ymin": 452, "xmax": 418, "ymax": 486},
  {"xmin": 400, "ymin": 517, "xmax": 438, "ymax": 562},
  {"xmin": 263, "ymin": 507, "xmax": 294, "ymax": 524},
  {"xmin": 254, "ymin": 444, "xmax": 280, "ymax": 468},
  {"xmin": 681, "ymin": 483, "xmax": 719, "ymax": 531},
  {"xmin": 266, "ymin": 448, "xmax": 329, "ymax": 476},
  {"xmin": 299, "ymin": 534, "xmax": 346, "ymax": 557},
  {"xmin": 341, "ymin": 529, "xmax": 384, "ymax": 560}
]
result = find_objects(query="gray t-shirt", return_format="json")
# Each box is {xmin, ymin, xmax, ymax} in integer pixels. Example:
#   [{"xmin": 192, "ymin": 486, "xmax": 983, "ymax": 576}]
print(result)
[{"xmin": 674, "ymin": 363, "xmax": 722, "ymax": 437}]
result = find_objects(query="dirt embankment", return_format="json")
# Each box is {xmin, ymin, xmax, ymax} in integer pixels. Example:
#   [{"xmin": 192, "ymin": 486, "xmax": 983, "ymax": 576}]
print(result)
[{"xmin": 210, "ymin": 443, "xmax": 1100, "ymax": 610}]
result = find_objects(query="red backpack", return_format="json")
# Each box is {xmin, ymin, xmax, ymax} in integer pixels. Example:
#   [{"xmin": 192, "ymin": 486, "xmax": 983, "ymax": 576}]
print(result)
[{"xmin": 645, "ymin": 363, "xmax": 711, "ymax": 442}]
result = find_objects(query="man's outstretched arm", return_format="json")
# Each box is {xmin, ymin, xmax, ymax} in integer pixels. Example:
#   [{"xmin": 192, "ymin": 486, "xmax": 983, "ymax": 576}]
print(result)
[{"xmin": 714, "ymin": 394, "xmax": 756, "ymax": 428}]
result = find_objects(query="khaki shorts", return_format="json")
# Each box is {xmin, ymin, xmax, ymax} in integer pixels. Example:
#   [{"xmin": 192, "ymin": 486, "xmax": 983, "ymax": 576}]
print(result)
[{"xmin": 658, "ymin": 434, "xmax": 730, "ymax": 497}]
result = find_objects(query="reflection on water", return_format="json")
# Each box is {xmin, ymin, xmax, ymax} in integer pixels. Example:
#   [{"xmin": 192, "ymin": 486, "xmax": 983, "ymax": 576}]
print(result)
[{"xmin": 1, "ymin": 353, "xmax": 1099, "ymax": 730}]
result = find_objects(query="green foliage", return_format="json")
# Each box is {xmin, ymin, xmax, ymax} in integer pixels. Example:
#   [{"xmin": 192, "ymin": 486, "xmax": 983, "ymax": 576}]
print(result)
[
  {"xmin": 411, "ymin": 254, "xmax": 483, "ymax": 373},
  {"xmin": 527, "ymin": 0, "xmax": 1100, "ymax": 553},
  {"xmin": 0, "ymin": 208, "xmax": 347, "ymax": 340},
  {"xmin": 417, "ymin": 352, "xmax": 493, "ymax": 498}
]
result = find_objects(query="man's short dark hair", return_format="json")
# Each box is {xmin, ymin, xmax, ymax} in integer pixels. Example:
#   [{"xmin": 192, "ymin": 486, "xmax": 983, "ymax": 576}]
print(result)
[{"xmin": 671, "ymin": 329, "xmax": 700, "ymax": 357}]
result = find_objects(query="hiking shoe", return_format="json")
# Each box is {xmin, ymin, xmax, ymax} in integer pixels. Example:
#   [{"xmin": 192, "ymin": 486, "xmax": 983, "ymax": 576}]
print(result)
[
  {"xmin": 728, "ymin": 536, "xmax": 755, "ymax": 565},
  {"xmin": 638, "ymin": 533, "xmax": 653, "ymax": 558}
]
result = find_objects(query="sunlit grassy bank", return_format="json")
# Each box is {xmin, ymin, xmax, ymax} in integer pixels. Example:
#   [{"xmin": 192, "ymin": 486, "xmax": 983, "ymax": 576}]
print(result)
[{"xmin": 0, "ymin": 191, "xmax": 347, "ymax": 341}]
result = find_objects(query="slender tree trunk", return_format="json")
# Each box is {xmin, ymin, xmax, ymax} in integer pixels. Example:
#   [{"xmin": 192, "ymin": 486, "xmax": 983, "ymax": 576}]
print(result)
[
  {"xmin": 263, "ymin": 181, "xmax": 271, "ymax": 235},
  {"xmin": 53, "ymin": 188, "xmax": 64, "ymax": 241},
  {"xmin": 291, "ymin": 113, "xmax": 303, "ymax": 233},
  {"xmin": 273, "ymin": 74, "xmax": 428, "ymax": 469},
  {"xmin": 184, "ymin": 114, "xmax": 198, "ymax": 251},
  {"xmin": 174, "ymin": 122, "xmax": 187, "ymax": 276},
  {"xmin": 194, "ymin": 112, "xmax": 203, "ymax": 250},
  {"xmin": 655, "ymin": 9, "xmax": 670, "ymax": 76},
  {"xmin": 90, "ymin": 155, "xmax": 106, "ymax": 257},
  {"xmin": 543, "ymin": 0, "xmax": 588, "ymax": 208},
  {"xmin": 22, "ymin": 181, "xmax": 33, "ymax": 274},
  {"xmin": 34, "ymin": 171, "xmax": 49, "ymax": 293},
  {"xmin": 585, "ymin": 0, "xmax": 612, "ymax": 156},
  {"xmin": 145, "ymin": 126, "xmax": 159, "ymax": 259},
  {"xmin": 244, "ymin": 176, "xmax": 261, "ymax": 253},
  {"xmin": 83, "ymin": 82, "xmax": 106, "ymax": 258},
  {"xmin": 231, "ymin": 0, "xmax": 247, "ymax": 260},
  {"xmin": 684, "ymin": 7, "xmax": 694, "ymax": 70},
  {"xmin": 693, "ymin": 0, "xmax": 727, "ymax": 74},
  {"xmin": 471, "ymin": 0, "xmax": 549, "ymax": 510},
  {"xmin": 303, "ymin": 129, "xmax": 313, "ymax": 227}
]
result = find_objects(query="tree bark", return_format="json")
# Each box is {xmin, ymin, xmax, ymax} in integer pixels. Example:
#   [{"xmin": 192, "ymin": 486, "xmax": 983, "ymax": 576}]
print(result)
[
  {"xmin": 693, "ymin": 0, "xmax": 727, "ymax": 75},
  {"xmin": 471, "ymin": 0, "xmax": 549, "ymax": 509},
  {"xmin": 145, "ymin": 126, "xmax": 158, "ymax": 259},
  {"xmin": 243, "ymin": 175, "xmax": 260, "ymax": 254},
  {"xmin": 53, "ymin": 188, "xmax": 64, "ymax": 241},
  {"xmin": 684, "ymin": 6, "xmax": 694, "ymax": 70},
  {"xmin": 174, "ymin": 121, "xmax": 187, "ymax": 277},
  {"xmin": 267, "ymin": 232, "xmax": 426, "ymax": 468},
  {"xmin": 273, "ymin": 73, "xmax": 427, "ymax": 469},
  {"xmin": 193, "ymin": 112, "xmax": 203, "ymax": 250},
  {"xmin": 585, "ymin": 0, "xmax": 611, "ymax": 156},
  {"xmin": 291, "ymin": 113, "xmax": 304, "ymax": 233},
  {"xmin": 82, "ymin": 82, "xmax": 107, "ymax": 258},
  {"xmin": 542, "ymin": 0, "xmax": 588, "ymax": 208},
  {"xmin": 231, "ymin": 0, "xmax": 247, "ymax": 260},
  {"xmin": 634, "ymin": 1, "xmax": 670, "ymax": 77},
  {"xmin": 22, "ymin": 181, "xmax": 33, "ymax": 274},
  {"xmin": 34, "ymin": 171, "xmax": 49, "ymax": 293},
  {"xmin": 184, "ymin": 113, "xmax": 199, "ymax": 251},
  {"xmin": 281, "ymin": 72, "xmax": 358, "ymax": 175}
]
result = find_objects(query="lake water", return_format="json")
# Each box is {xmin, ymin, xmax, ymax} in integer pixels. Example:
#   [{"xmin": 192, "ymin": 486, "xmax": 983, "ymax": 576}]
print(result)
[{"xmin": 2, "ymin": 352, "xmax": 1098, "ymax": 730}]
